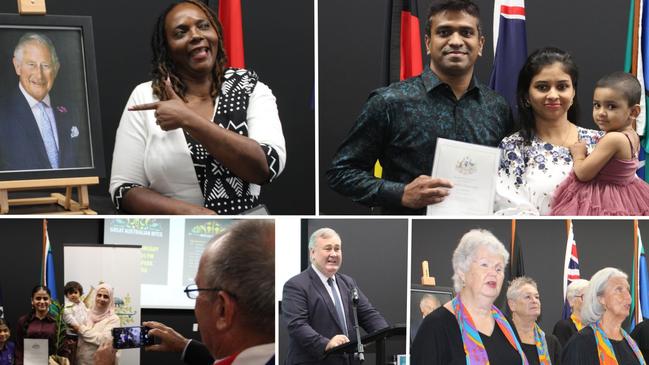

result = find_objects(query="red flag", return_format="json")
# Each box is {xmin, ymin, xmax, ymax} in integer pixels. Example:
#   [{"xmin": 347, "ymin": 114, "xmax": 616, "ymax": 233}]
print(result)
[
  {"xmin": 218, "ymin": 0, "xmax": 245, "ymax": 68},
  {"xmin": 399, "ymin": 0, "xmax": 423, "ymax": 80}
]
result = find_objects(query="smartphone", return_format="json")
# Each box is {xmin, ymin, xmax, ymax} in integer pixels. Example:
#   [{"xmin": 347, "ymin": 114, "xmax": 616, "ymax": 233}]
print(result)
[{"xmin": 112, "ymin": 326, "xmax": 154, "ymax": 349}]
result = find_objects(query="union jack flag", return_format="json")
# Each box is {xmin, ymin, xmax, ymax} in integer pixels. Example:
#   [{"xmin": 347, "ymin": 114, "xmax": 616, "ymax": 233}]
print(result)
[
  {"xmin": 489, "ymin": 0, "xmax": 527, "ymax": 113},
  {"xmin": 561, "ymin": 219, "xmax": 581, "ymax": 320}
]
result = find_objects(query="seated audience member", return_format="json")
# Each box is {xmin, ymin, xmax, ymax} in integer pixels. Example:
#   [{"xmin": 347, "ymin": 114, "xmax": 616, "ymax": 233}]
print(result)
[
  {"xmin": 15, "ymin": 286, "xmax": 57, "ymax": 365},
  {"xmin": 0, "ymin": 319, "xmax": 15, "ymax": 365},
  {"xmin": 562, "ymin": 268, "xmax": 645, "ymax": 364},
  {"xmin": 507, "ymin": 276, "xmax": 561, "ymax": 364},
  {"xmin": 109, "ymin": 0, "xmax": 285, "ymax": 215},
  {"xmin": 552, "ymin": 279, "xmax": 589, "ymax": 347},
  {"xmin": 96, "ymin": 219, "xmax": 276, "ymax": 365}
]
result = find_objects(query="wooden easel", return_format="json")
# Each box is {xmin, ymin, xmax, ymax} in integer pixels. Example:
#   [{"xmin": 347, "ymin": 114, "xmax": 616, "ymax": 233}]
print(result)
[
  {"xmin": 0, "ymin": 177, "xmax": 98, "ymax": 214},
  {"xmin": 421, "ymin": 260, "xmax": 436, "ymax": 286},
  {"xmin": 17, "ymin": 0, "xmax": 46, "ymax": 15}
]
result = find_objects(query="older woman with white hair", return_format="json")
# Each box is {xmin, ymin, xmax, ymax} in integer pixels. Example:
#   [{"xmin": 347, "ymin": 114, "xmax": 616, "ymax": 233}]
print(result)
[
  {"xmin": 552, "ymin": 279, "xmax": 589, "ymax": 347},
  {"xmin": 411, "ymin": 229, "xmax": 528, "ymax": 364},
  {"xmin": 507, "ymin": 276, "xmax": 561, "ymax": 364},
  {"xmin": 562, "ymin": 268, "xmax": 646, "ymax": 364}
]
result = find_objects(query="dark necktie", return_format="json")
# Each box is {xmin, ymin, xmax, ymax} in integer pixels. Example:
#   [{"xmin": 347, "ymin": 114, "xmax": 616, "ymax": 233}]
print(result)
[{"xmin": 327, "ymin": 277, "xmax": 348, "ymax": 335}]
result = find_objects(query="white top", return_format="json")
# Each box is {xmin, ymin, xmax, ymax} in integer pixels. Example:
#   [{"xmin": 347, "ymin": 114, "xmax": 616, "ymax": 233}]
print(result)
[
  {"xmin": 109, "ymin": 80, "xmax": 286, "ymax": 204},
  {"xmin": 62, "ymin": 300, "xmax": 89, "ymax": 334},
  {"xmin": 215, "ymin": 343, "xmax": 274, "ymax": 365},
  {"xmin": 494, "ymin": 127, "xmax": 602, "ymax": 215},
  {"xmin": 76, "ymin": 314, "xmax": 121, "ymax": 365}
]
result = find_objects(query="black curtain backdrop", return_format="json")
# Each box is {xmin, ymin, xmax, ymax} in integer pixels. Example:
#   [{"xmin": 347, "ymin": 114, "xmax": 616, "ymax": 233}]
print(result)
[
  {"xmin": 319, "ymin": 0, "xmax": 628, "ymax": 214},
  {"xmin": 411, "ymin": 218, "xmax": 649, "ymax": 334},
  {"xmin": 0, "ymin": 0, "xmax": 314, "ymax": 215}
]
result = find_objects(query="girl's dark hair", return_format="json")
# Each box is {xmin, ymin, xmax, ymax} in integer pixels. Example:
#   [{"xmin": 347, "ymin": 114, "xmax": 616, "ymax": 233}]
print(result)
[
  {"xmin": 516, "ymin": 47, "xmax": 580, "ymax": 142},
  {"xmin": 0, "ymin": 318, "xmax": 9, "ymax": 330},
  {"xmin": 31, "ymin": 285, "xmax": 51, "ymax": 299},
  {"xmin": 24, "ymin": 285, "xmax": 52, "ymax": 339},
  {"xmin": 150, "ymin": 0, "xmax": 228, "ymax": 102}
]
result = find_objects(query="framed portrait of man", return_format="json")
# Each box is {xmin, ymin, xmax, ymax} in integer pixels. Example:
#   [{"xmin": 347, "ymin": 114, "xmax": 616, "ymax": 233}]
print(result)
[
  {"xmin": 409, "ymin": 285, "xmax": 454, "ymax": 342},
  {"xmin": 0, "ymin": 14, "xmax": 103, "ymax": 180}
]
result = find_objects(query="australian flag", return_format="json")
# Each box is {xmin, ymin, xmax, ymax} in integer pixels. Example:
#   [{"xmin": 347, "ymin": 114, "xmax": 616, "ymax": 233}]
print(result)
[
  {"xmin": 489, "ymin": 0, "xmax": 527, "ymax": 113},
  {"xmin": 561, "ymin": 220, "xmax": 581, "ymax": 320}
]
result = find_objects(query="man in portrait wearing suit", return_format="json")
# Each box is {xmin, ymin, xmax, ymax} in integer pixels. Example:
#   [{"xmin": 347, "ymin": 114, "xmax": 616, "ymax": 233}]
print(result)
[
  {"xmin": 282, "ymin": 227, "xmax": 389, "ymax": 364},
  {"xmin": 0, "ymin": 32, "xmax": 87, "ymax": 171}
]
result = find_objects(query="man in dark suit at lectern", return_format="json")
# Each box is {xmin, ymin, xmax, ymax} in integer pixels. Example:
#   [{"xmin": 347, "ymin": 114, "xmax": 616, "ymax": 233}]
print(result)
[
  {"xmin": 282, "ymin": 227, "xmax": 389, "ymax": 365},
  {"xmin": 0, "ymin": 32, "xmax": 88, "ymax": 171}
]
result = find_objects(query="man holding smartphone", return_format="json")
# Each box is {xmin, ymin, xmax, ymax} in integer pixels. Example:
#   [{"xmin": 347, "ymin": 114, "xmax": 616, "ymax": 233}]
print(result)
[{"xmin": 95, "ymin": 220, "xmax": 276, "ymax": 365}]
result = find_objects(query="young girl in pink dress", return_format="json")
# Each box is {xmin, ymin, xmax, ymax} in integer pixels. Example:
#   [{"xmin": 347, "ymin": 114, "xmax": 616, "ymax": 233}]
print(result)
[{"xmin": 551, "ymin": 71, "xmax": 649, "ymax": 215}]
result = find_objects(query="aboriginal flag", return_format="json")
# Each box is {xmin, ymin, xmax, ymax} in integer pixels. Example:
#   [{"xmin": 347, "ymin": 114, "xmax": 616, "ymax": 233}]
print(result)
[
  {"xmin": 218, "ymin": 0, "xmax": 245, "ymax": 68},
  {"xmin": 386, "ymin": 0, "xmax": 424, "ymax": 84}
]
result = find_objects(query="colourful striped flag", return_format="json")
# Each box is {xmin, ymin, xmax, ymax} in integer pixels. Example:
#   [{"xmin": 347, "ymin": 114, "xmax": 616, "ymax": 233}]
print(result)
[
  {"xmin": 625, "ymin": 0, "xmax": 649, "ymax": 180},
  {"xmin": 218, "ymin": 0, "xmax": 245, "ymax": 68},
  {"xmin": 631, "ymin": 220, "xmax": 649, "ymax": 330},
  {"xmin": 41, "ymin": 219, "xmax": 57, "ymax": 301},
  {"xmin": 561, "ymin": 220, "xmax": 581, "ymax": 320},
  {"xmin": 489, "ymin": 0, "xmax": 528, "ymax": 113}
]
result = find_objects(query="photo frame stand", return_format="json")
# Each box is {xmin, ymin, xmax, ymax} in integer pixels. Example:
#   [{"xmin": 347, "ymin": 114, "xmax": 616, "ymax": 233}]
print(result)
[
  {"xmin": 420, "ymin": 260, "xmax": 436, "ymax": 286},
  {"xmin": 0, "ymin": 176, "xmax": 98, "ymax": 214},
  {"xmin": 17, "ymin": 0, "xmax": 47, "ymax": 15}
]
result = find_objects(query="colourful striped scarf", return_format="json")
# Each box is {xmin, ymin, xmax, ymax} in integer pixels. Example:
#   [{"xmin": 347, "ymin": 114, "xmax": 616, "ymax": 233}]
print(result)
[
  {"xmin": 591, "ymin": 321, "xmax": 646, "ymax": 365},
  {"xmin": 571, "ymin": 313, "xmax": 584, "ymax": 331},
  {"xmin": 452, "ymin": 296, "xmax": 529, "ymax": 364},
  {"xmin": 534, "ymin": 323, "xmax": 551, "ymax": 365}
]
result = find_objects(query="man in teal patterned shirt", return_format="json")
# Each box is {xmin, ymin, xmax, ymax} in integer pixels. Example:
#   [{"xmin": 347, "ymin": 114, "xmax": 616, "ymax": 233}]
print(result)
[{"xmin": 328, "ymin": 0, "xmax": 513, "ymax": 215}]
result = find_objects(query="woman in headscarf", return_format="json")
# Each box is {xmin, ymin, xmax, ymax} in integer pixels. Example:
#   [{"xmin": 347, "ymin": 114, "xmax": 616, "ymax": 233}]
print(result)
[
  {"xmin": 411, "ymin": 229, "xmax": 528, "ymax": 364},
  {"xmin": 562, "ymin": 268, "xmax": 645, "ymax": 364},
  {"xmin": 552, "ymin": 279, "xmax": 589, "ymax": 347},
  {"xmin": 76, "ymin": 284, "xmax": 120, "ymax": 365},
  {"xmin": 507, "ymin": 276, "xmax": 561, "ymax": 364}
]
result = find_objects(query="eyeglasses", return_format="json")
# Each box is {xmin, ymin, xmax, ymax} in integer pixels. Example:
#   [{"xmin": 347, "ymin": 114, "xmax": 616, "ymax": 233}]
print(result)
[{"xmin": 184, "ymin": 284, "xmax": 235, "ymax": 300}]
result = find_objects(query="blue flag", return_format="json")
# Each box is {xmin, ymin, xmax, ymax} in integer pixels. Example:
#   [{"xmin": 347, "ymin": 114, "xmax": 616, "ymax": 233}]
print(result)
[
  {"xmin": 42, "ymin": 219, "xmax": 58, "ymax": 301},
  {"xmin": 489, "ymin": 0, "xmax": 528, "ymax": 113}
]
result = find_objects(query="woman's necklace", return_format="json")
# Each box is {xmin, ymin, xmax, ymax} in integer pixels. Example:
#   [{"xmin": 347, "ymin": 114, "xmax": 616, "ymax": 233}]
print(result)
[{"xmin": 538, "ymin": 122, "xmax": 573, "ymax": 147}]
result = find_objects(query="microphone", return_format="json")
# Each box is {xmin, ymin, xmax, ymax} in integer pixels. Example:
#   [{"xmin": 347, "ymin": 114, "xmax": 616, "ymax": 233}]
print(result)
[
  {"xmin": 352, "ymin": 288, "xmax": 359, "ymax": 304},
  {"xmin": 351, "ymin": 287, "xmax": 364, "ymax": 362}
]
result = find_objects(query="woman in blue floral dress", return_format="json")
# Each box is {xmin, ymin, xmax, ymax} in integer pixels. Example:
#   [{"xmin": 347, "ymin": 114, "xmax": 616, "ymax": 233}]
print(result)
[{"xmin": 494, "ymin": 47, "xmax": 601, "ymax": 215}]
